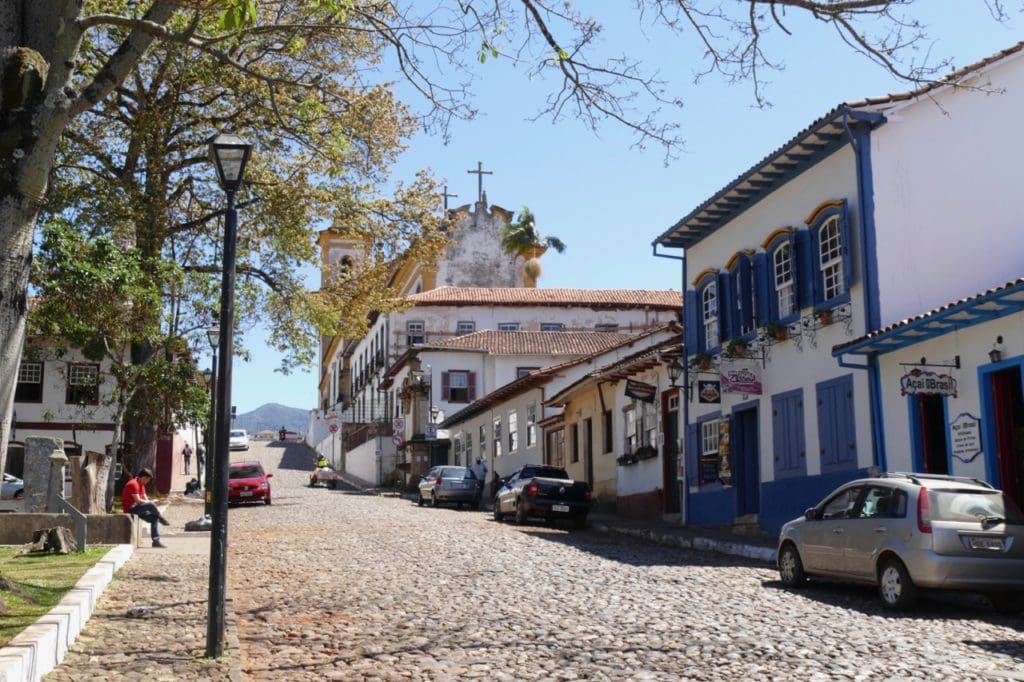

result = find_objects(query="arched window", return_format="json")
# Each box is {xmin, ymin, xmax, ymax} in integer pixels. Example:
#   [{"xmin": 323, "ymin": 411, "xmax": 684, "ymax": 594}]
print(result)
[
  {"xmin": 774, "ymin": 242, "xmax": 795, "ymax": 319},
  {"xmin": 818, "ymin": 215, "xmax": 844, "ymax": 301}
]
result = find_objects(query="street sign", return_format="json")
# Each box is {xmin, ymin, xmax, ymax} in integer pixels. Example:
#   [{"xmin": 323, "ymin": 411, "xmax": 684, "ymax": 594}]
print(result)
[
  {"xmin": 329, "ymin": 423, "xmax": 339, "ymax": 434},
  {"xmin": 425, "ymin": 423, "xmax": 438, "ymax": 441}
]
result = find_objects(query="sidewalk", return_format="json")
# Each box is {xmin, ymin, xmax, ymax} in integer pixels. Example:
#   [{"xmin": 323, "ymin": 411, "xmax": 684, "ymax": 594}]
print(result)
[
  {"xmin": 339, "ymin": 472, "xmax": 778, "ymax": 565},
  {"xmin": 45, "ymin": 496, "xmax": 241, "ymax": 681}
]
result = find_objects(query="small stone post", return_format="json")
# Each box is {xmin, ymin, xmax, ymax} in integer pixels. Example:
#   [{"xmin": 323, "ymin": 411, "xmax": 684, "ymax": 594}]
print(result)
[
  {"xmin": 23, "ymin": 436, "xmax": 64, "ymax": 513},
  {"xmin": 47, "ymin": 447, "xmax": 69, "ymax": 513}
]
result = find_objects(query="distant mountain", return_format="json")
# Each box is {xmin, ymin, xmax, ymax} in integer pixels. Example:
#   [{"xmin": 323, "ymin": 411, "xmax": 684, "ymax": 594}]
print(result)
[{"xmin": 234, "ymin": 403, "xmax": 307, "ymax": 436}]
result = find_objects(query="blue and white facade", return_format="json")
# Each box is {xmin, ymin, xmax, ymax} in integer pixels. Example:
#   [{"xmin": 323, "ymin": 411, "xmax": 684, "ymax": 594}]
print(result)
[{"xmin": 655, "ymin": 42, "xmax": 1024, "ymax": 534}]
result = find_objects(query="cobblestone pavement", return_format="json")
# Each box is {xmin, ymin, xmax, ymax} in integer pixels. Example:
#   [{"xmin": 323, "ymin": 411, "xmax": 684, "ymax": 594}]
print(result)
[
  {"xmin": 47, "ymin": 498, "xmax": 238, "ymax": 681},
  {"xmin": 224, "ymin": 442, "xmax": 1024, "ymax": 681}
]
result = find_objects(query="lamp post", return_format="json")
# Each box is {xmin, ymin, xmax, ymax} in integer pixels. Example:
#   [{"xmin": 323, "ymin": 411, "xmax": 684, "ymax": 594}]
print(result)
[
  {"xmin": 205, "ymin": 133, "xmax": 252, "ymax": 659},
  {"xmin": 667, "ymin": 358, "xmax": 683, "ymax": 388},
  {"xmin": 204, "ymin": 325, "xmax": 219, "ymax": 503}
]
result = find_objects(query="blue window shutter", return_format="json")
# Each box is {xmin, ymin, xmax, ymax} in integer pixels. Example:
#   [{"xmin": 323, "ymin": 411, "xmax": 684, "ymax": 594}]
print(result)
[
  {"xmin": 684, "ymin": 289, "xmax": 699, "ymax": 354},
  {"xmin": 685, "ymin": 423, "xmax": 699, "ymax": 488},
  {"xmin": 794, "ymin": 230, "xmax": 814, "ymax": 310},
  {"xmin": 817, "ymin": 375, "xmax": 856, "ymax": 474},
  {"xmin": 839, "ymin": 202, "xmax": 853, "ymax": 292},
  {"xmin": 717, "ymin": 271, "xmax": 733, "ymax": 341},
  {"xmin": 739, "ymin": 256, "xmax": 754, "ymax": 333},
  {"xmin": 753, "ymin": 251, "xmax": 770, "ymax": 325},
  {"xmin": 773, "ymin": 389, "xmax": 807, "ymax": 479}
]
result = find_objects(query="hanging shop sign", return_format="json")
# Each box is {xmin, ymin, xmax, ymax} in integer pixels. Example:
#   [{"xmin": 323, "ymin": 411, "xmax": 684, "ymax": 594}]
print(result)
[
  {"xmin": 949, "ymin": 412, "xmax": 982, "ymax": 463},
  {"xmin": 900, "ymin": 369, "xmax": 957, "ymax": 397},
  {"xmin": 625, "ymin": 379, "xmax": 657, "ymax": 402},
  {"xmin": 720, "ymin": 362, "xmax": 762, "ymax": 395},
  {"xmin": 697, "ymin": 380, "xmax": 721, "ymax": 404}
]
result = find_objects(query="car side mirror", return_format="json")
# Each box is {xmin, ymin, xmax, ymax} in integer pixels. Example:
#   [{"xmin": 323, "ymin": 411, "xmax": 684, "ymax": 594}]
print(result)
[
  {"xmin": 266, "ymin": 473, "xmax": 273, "ymax": 478},
  {"xmin": 804, "ymin": 508, "xmax": 819, "ymax": 521}
]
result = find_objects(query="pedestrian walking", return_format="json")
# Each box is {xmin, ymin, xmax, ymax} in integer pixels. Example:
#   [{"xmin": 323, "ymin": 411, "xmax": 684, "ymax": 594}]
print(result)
[
  {"xmin": 182, "ymin": 442, "xmax": 192, "ymax": 475},
  {"xmin": 473, "ymin": 458, "xmax": 488, "ymax": 487},
  {"xmin": 121, "ymin": 468, "xmax": 170, "ymax": 548},
  {"xmin": 196, "ymin": 443, "xmax": 206, "ymax": 472}
]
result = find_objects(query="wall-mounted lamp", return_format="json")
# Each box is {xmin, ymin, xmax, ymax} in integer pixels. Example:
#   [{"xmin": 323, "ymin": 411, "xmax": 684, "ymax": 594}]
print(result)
[
  {"xmin": 989, "ymin": 335, "xmax": 1004, "ymax": 364},
  {"xmin": 667, "ymin": 358, "xmax": 683, "ymax": 387},
  {"xmin": 430, "ymin": 404, "xmax": 440, "ymax": 423}
]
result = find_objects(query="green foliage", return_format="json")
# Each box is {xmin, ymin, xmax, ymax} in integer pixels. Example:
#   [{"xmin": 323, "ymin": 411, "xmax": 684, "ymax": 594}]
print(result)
[{"xmin": 499, "ymin": 206, "xmax": 567, "ymax": 259}]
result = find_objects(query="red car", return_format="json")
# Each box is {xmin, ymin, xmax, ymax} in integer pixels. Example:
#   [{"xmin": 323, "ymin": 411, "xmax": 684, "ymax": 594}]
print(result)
[{"xmin": 228, "ymin": 461, "xmax": 272, "ymax": 506}]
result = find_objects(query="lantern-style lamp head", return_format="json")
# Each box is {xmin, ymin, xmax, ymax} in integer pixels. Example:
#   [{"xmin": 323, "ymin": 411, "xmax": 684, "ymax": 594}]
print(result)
[
  {"xmin": 667, "ymin": 358, "xmax": 684, "ymax": 387},
  {"xmin": 208, "ymin": 133, "xmax": 252, "ymax": 191},
  {"xmin": 430, "ymin": 404, "xmax": 440, "ymax": 423},
  {"xmin": 202, "ymin": 368, "xmax": 213, "ymax": 386},
  {"xmin": 206, "ymin": 324, "xmax": 221, "ymax": 351}
]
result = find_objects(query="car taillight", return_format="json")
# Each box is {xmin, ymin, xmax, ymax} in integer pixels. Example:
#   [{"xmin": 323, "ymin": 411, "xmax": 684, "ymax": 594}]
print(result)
[
  {"xmin": 917, "ymin": 487, "xmax": 932, "ymax": 533},
  {"xmin": 435, "ymin": 476, "xmax": 443, "ymax": 487},
  {"xmin": 526, "ymin": 481, "xmax": 539, "ymax": 497}
]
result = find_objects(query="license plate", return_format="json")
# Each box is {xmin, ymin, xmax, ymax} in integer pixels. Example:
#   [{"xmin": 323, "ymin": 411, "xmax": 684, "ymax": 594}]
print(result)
[
  {"xmin": 969, "ymin": 536, "xmax": 1004, "ymax": 550},
  {"xmin": 552, "ymin": 504, "xmax": 570, "ymax": 513},
  {"xmin": 240, "ymin": 491, "xmax": 253, "ymax": 497}
]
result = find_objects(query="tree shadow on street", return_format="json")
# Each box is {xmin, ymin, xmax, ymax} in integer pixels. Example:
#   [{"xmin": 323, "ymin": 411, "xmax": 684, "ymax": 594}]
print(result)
[{"xmin": 514, "ymin": 526, "xmax": 771, "ymax": 570}]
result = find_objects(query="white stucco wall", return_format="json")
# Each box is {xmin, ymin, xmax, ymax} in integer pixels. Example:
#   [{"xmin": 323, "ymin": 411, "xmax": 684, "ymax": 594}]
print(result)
[
  {"xmin": 685, "ymin": 146, "xmax": 874, "ymax": 484},
  {"xmin": 870, "ymin": 54, "xmax": 1024, "ymax": 326}
]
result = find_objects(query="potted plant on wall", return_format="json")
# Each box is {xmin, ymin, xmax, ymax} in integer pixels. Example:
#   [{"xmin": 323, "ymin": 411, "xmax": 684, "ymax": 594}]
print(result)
[
  {"xmin": 762, "ymin": 321, "xmax": 788, "ymax": 341},
  {"xmin": 814, "ymin": 306, "xmax": 834, "ymax": 325},
  {"xmin": 690, "ymin": 351, "xmax": 713, "ymax": 370},
  {"xmin": 725, "ymin": 337, "xmax": 749, "ymax": 358}
]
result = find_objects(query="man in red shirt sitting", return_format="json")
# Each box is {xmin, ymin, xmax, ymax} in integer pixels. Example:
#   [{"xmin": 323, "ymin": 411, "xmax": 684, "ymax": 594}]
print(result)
[{"xmin": 121, "ymin": 468, "xmax": 170, "ymax": 548}]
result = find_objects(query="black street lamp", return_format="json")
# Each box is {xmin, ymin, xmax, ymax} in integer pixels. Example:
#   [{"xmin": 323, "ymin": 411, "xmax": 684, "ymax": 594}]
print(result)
[
  {"xmin": 667, "ymin": 358, "xmax": 684, "ymax": 387},
  {"xmin": 205, "ymin": 133, "xmax": 252, "ymax": 659}
]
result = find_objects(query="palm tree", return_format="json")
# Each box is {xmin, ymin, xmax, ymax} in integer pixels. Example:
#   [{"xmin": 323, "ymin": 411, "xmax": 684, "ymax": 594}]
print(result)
[{"xmin": 500, "ymin": 207, "xmax": 566, "ymax": 287}]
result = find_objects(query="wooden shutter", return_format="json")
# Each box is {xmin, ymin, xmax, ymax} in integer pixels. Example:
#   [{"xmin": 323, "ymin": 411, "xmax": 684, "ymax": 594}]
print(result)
[
  {"xmin": 817, "ymin": 375, "xmax": 856, "ymax": 474},
  {"xmin": 738, "ymin": 256, "xmax": 753, "ymax": 333},
  {"xmin": 684, "ymin": 289, "xmax": 699, "ymax": 354},
  {"xmin": 467, "ymin": 372, "xmax": 476, "ymax": 402},
  {"xmin": 794, "ymin": 229, "xmax": 814, "ymax": 310},
  {"xmin": 717, "ymin": 271, "xmax": 732, "ymax": 343},
  {"xmin": 839, "ymin": 201, "xmax": 853, "ymax": 292},
  {"xmin": 753, "ymin": 252, "xmax": 770, "ymax": 326},
  {"xmin": 685, "ymin": 423, "xmax": 699, "ymax": 488},
  {"xmin": 441, "ymin": 371, "xmax": 450, "ymax": 401},
  {"xmin": 772, "ymin": 389, "xmax": 807, "ymax": 479}
]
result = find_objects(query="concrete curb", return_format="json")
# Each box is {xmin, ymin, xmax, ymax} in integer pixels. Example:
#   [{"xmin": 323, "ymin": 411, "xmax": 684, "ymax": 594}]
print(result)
[
  {"xmin": 589, "ymin": 522, "xmax": 777, "ymax": 564},
  {"xmin": 0, "ymin": 544, "xmax": 134, "ymax": 682}
]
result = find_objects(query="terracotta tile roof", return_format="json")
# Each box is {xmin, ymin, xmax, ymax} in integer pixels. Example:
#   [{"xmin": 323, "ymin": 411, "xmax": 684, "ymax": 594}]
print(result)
[
  {"xmin": 439, "ymin": 323, "xmax": 681, "ymax": 427},
  {"xmin": 406, "ymin": 287, "xmax": 681, "ymax": 309},
  {"xmin": 422, "ymin": 330, "xmax": 640, "ymax": 356}
]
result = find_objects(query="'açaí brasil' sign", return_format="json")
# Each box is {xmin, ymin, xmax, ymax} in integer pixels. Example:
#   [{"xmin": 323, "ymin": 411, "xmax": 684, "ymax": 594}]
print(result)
[{"xmin": 900, "ymin": 369, "xmax": 957, "ymax": 397}]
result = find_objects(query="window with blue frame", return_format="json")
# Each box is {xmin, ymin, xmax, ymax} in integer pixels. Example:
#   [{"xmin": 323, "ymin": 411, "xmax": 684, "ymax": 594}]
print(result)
[
  {"xmin": 805, "ymin": 201, "xmax": 852, "ymax": 308},
  {"xmin": 773, "ymin": 243, "xmax": 796, "ymax": 319},
  {"xmin": 727, "ymin": 252, "xmax": 755, "ymax": 339},
  {"xmin": 816, "ymin": 374, "xmax": 857, "ymax": 474},
  {"xmin": 758, "ymin": 229, "xmax": 803, "ymax": 324}
]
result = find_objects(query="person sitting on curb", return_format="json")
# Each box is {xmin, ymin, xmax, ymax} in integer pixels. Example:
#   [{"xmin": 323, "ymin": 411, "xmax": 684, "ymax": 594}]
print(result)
[{"xmin": 121, "ymin": 467, "xmax": 170, "ymax": 548}]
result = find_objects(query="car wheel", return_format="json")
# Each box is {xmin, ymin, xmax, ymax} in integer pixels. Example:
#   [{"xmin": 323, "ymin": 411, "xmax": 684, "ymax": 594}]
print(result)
[
  {"xmin": 308, "ymin": 479, "xmax": 316, "ymax": 488},
  {"xmin": 13, "ymin": 490, "xmax": 24, "ymax": 500},
  {"xmin": 989, "ymin": 591, "xmax": 1024, "ymax": 615},
  {"xmin": 431, "ymin": 493, "xmax": 439, "ymax": 508},
  {"xmin": 330, "ymin": 480, "xmax": 338, "ymax": 490},
  {"xmin": 472, "ymin": 499, "xmax": 481, "ymax": 511},
  {"xmin": 878, "ymin": 557, "xmax": 916, "ymax": 609},
  {"xmin": 778, "ymin": 543, "xmax": 807, "ymax": 588},
  {"xmin": 417, "ymin": 493, "xmax": 425, "ymax": 507},
  {"xmin": 493, "ymin": 499, "xmax": 504, "ymax": 522},
  {"xmin": 264, "ymin": 497, "xmax": 271, "ymax": 506},
  {"xmin": 514, "ymin": 500, "xmax": 527, "ymax": 525}
]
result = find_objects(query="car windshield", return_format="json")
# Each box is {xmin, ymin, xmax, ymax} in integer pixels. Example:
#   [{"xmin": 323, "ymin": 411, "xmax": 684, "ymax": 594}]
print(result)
[
  {"xmin": 930, "ymin": 489, "xmax": 1024, "ymax": 525},
  {"xmin": 230, "ymin": 465, "xmax": 263, "ymax": 479},
  {"xmin": 230, "ymin": 430, "xmax": 246, "ymax": 438},
  {"xmin": 440, "ymin": 467, "xmax": 475, "ymax": 479}
]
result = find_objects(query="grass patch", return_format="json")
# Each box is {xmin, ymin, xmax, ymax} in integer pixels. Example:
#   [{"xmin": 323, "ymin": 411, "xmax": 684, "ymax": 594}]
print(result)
[{"xmin": 0, "ymin": 546, "xmax": 112, "ymax": 647}]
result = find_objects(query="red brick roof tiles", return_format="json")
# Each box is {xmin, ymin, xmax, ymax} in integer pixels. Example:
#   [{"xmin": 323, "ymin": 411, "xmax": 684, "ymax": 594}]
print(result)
[{"xmin": 406, "ymin": 287, "xmax": 681, "ymax": 309}]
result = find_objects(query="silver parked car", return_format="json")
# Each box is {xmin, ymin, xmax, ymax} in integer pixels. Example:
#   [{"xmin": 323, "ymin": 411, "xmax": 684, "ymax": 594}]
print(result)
[
  {"xmin": 777, "ymin": 472, "xmax": 1024, "ymax": 611},
  {"xmin": 2, "ymin": 473, "xmax": 24, "ymax": 500},
  {"xmin": 417, "ymin": 466, "xmax": 483, "ymax": 509}
]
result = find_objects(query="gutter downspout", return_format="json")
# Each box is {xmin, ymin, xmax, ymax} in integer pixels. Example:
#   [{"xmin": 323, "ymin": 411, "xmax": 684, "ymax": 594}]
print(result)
[
  {"xmin": 840, "ymin": 108, "xmax": 888, "ymax": 474},
  {"xmin": 653, "ymin": 243, "xmax": 687, "ymax": 525},
  {"xmin": 837, "ymin": 352, "xmax": 887, "ymax": 473}
]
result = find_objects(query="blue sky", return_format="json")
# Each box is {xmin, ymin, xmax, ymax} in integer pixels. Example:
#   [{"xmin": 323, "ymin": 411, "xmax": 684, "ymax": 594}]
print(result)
[{"xmin": 228, "ymin": 2, "xmax": 1022, "ymax": 415}]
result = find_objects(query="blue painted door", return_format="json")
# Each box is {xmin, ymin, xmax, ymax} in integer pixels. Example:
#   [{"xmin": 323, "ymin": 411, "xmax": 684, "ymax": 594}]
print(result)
[
  {"xmin": 772, "ymin": 389, "xmax": 806, "ymax": 479},
  {"xmin": 816, "ymin": 375, "xmax": 857, "ymax": 474},
  {"xmin": 733, "ymin": 406, "xmax": 760, "ymax": 515}
]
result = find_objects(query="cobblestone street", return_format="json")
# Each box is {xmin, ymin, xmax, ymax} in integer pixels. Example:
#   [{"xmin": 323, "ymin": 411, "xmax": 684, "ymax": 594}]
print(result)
[{"xmin": 224, "ymin": 442, "xmax": 1024, "ymax": 680}]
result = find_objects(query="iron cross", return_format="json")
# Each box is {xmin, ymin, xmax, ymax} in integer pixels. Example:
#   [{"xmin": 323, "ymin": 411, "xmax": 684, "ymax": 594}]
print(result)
[
  {"xmin": 442, "ymin": 185, "xmax": 458, "ymax": 210},
  {"xmin": 466, "ymin": 161, "xmax": 492, "ymax": 202}
]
